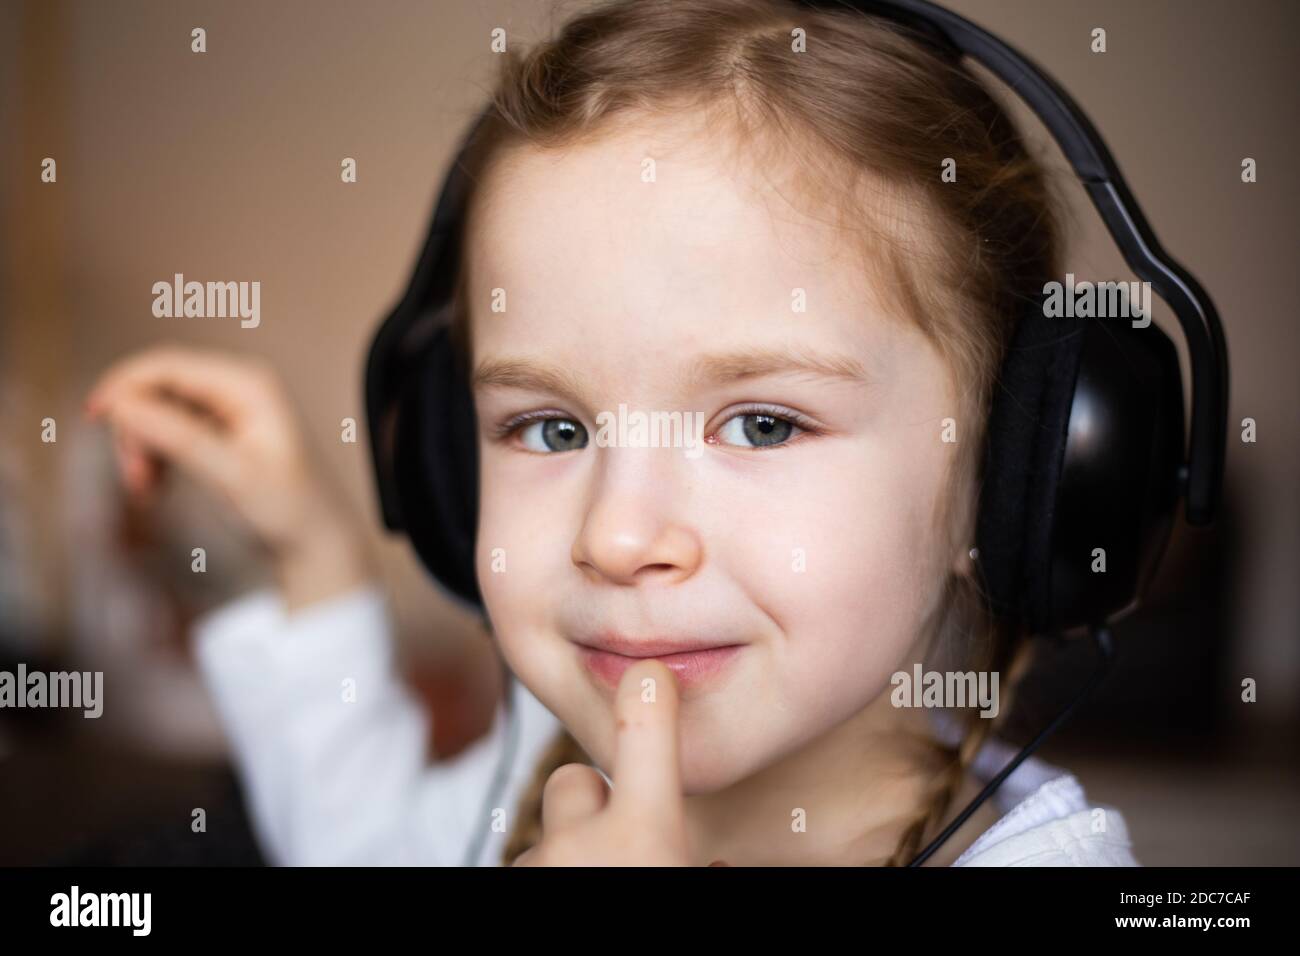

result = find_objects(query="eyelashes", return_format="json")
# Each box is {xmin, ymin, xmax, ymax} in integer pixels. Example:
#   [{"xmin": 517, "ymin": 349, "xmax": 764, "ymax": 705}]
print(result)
[
  {"xmin": 491, "ymin": 404, "xmax": 822, "ymax": 453},
  {"xmin": 490, "ymin": 409, "xmax": 577, "ymax": 444},
  {"xmin": 716, "ymin": 413, "xmax": 791, "ymax": 448},
  {"xmin": 512, "ymin": 414, "xmax": 589, "ymax": 453}
]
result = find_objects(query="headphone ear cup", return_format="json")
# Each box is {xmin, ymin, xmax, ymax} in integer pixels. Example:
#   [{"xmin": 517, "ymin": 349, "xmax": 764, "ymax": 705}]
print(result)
[
  {"xmin": 1048, "ymin": 317, "xmax": 1184, "ymax": 632},
  {"xmin": 392, "ymin": 324, "xmax": 483, "ymax": 610},
  {"xmin": 977, "ymin": 296, "xmax": 1186, "ymax": 636}
]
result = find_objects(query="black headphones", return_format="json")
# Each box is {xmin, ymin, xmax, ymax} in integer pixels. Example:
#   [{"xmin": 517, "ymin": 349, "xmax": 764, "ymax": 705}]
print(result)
[{"xmin": 363, "ymin": 0, "xmax": 1228, "ymax": 865}]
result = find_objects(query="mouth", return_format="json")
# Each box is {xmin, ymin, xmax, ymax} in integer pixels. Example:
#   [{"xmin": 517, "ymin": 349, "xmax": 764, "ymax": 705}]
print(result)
[{"xmin": 575, "ymin": 634, "xmax": 744, "ymax": 690}]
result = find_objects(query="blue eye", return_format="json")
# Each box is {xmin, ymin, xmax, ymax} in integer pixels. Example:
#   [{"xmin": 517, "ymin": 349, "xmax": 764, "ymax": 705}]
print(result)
[
  {"xmin": 518, "ymin": 417, "xmax": 588, "ymax": 453},
  {"xmin": 715, "ymin": 411, "xmax": 804, "ymax": 448}
]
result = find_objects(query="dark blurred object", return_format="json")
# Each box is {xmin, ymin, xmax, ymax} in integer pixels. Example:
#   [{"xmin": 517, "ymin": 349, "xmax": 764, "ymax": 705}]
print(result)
[
  {"xmin": 50, "ymin": 770, "xmax": 265, "ymax": 867},
  {"xmin": 0, "ymin": 687, "xmax": 264, "ymax": 866}
]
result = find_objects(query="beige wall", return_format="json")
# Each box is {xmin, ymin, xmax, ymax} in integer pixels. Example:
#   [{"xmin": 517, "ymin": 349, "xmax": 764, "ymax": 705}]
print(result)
[{"xmin": 3, "ymin": 0, "xmax": 1297, "ymax": 717}]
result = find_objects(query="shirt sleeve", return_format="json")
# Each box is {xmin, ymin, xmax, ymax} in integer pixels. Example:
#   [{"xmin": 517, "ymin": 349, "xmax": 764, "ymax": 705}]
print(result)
[{"xmin": 191, "ymin": 585, "xmax": 527, "ymax": 866}]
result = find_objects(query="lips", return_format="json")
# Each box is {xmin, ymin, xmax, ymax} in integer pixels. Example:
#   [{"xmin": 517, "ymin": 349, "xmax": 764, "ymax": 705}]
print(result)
[
  {"xmin": 579, "ymin": 632, "xmax": 737, "ymax": 657},
  {"xmin": 576, "ymin": 633, "xmax": 744, "ymax": 690}
]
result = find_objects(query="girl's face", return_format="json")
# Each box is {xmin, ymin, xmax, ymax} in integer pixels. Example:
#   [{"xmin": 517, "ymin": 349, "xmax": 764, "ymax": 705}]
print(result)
[{"xmin": 467, "ymin": 111, "xmax": 962, "ymax": 794}]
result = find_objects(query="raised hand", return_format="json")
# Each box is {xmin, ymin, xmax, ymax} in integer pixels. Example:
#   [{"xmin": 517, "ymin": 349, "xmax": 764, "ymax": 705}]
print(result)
[{"xmin": 84, "ymin": 344, "xmax": 371, "ymax": 611}]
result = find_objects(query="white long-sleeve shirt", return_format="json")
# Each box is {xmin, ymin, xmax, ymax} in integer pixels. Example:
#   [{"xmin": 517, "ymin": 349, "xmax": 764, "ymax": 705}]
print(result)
[{"xmin": 191, "ymin": 585, "xmax": 1140, "ymax": 867}]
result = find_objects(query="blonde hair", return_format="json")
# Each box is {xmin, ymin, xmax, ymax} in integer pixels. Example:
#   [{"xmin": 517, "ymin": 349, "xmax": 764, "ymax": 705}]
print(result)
[{"xmin": 446, "ymin": 0, "xmax": 1059, "ymax": 866}]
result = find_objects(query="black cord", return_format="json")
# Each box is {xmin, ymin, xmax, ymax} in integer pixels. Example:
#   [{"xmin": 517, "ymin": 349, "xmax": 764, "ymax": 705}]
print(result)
[
  {"xmin": 906, "ymin": 625, "xmax": 1117, "ymax": 867},
  {"xmin": 460, "ymin": 657, "xmax": 521, "ymax": 867}
]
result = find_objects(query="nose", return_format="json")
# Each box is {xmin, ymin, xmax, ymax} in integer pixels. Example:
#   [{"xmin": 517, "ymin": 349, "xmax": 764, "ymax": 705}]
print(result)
[{"xmin": 571, "ymin": 449, "xmax": 703, "ymax": 588}]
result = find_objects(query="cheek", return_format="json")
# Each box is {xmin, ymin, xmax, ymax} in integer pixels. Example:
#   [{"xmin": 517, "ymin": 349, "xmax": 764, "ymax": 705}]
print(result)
[
  {"xmin": 474, "ymin": 474, "xmax": 620, "ymax": 775},
  {"xmin": 474, "ymin": 466, "xmax": 556, "ymax": 660},
  {"xmin": 474, "ymin": 457, "xmax": 602, "ymax": 727},
  {"xmin": 475, "ymin": 443, "xmax": 576, "ymax": 596},
  {"xmin": 729, "ymin": 430, "xmax": 954, "ymax": 712}
]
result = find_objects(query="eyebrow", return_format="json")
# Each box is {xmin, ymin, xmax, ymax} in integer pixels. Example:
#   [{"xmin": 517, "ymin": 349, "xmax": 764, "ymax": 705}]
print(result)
[
  {"xmin": 471, "ymin": 358, "xmax": 589, "ymax": 403},
  {"xmin": 685, "ymin": 346, "xmax": 871, "ymax": 388},
  {"xmin": 471, "ymin": 346, "xmax": 871, "ymax": 403}
]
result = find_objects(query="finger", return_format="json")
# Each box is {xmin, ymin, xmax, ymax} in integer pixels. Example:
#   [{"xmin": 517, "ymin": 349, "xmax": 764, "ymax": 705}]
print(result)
[
  {"xmin": 114, "ymin": 432, "xmax": 162, "ymax": 496},
  {"xmin": 609, "ymin": 658, "xmax": 683, "ymax": 828},
  {"xmin": 541, "ymin": 763, "xmax": 610, "ymax": 835},
  {"xmin": 86, "ymin": 345, "xmax": 268, "ymax": 423},
  {"xmin": 106, "ymin": 392, "xmax": 238, "ymax": 495}
]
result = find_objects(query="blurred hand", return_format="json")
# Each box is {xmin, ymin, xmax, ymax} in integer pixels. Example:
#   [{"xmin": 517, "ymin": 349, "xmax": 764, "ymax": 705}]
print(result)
[{"xmin": 84, "ymin": 344, "xmax": 373, "ymax": 612}]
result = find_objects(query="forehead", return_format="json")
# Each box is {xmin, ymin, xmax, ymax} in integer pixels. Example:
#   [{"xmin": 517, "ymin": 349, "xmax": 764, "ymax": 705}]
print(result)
[{"xmin": 463, "ymin": 109, "xmax": 900, "ymax": 374}]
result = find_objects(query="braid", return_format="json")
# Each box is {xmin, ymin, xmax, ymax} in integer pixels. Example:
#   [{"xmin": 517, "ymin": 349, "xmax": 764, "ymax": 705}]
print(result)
[
  {"xmin": 882, "ymin": 573, "xmax": 1037, "ymax": 866},
  {"xmin": 501, "ymin": 727, "xmax": 592, "ymax": 866},
  {"xmin": 882, "ymin": 695, "xmax": 997, "ymax": 866}
]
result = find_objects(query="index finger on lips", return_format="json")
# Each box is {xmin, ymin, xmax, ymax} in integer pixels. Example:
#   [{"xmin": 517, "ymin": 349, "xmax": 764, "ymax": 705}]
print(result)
[{"xmin": 609, "ymin": 658, "xmax": 684, "ymax": 827}]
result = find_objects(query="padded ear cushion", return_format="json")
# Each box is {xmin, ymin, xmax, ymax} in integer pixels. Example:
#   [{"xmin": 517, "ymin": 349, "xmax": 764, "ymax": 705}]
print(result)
[
  {"xmin": 975, "ymin": 296, "xmax": 1088, "ymax": 631},
  {"xmin": 392, "ymin": 323, "xmax": 483, "ymax": 610}
]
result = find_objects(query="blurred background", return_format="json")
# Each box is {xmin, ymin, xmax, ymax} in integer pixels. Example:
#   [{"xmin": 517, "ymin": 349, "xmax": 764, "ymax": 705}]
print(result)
[{"xmin": 1, "ymin": 0, "xmax": 1296, "ymax": 866}]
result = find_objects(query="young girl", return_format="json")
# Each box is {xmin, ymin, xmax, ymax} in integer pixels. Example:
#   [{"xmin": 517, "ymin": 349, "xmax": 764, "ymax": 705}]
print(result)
[{"xmin": 85, "ymin": 0, "xmax": 1137, "ymax": 866}]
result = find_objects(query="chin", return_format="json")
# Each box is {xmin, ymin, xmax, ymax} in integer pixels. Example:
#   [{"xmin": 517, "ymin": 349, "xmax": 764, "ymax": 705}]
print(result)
[
  {"xmin": 676, "ymin": 732, "xmax": 767, "ymax": 795},
  {"xmin": 679, "ymin": 761, "xmax": 745, "ymax": 796},
  {"xmin": 568, "ymin": 719, "xmax": 754, "ymax": 796}
]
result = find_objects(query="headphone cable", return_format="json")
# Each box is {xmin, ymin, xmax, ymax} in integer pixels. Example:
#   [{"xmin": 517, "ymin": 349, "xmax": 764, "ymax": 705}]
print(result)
[{"xmin": 906, "ymin": 625, "xmax": 1117, "ymax": 867}]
